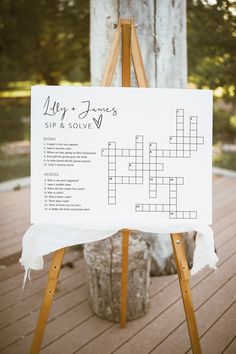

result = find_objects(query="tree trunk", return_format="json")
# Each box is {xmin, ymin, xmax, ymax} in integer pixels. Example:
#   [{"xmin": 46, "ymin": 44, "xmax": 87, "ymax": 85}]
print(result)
[
  {"xmin": 84, "ymin": 232, "xmax": 151, "ymax": 322},
  {"xmin": 90, "ymin": 0, "xmax": 187, "ymax": 88},
  {"xmin": 88, "ymin": 0, "xmax": 188, "ymax": 321}
]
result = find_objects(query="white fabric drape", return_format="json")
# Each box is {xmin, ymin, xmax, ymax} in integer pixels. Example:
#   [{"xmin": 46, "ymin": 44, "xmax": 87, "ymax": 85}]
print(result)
[{"xmin": 20, "ymin": 223, "xmax": 218, "ymax": 288}]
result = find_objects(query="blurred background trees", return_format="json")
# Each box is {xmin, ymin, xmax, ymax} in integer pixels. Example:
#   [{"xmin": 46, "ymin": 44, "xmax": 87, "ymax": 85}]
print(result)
[
  {"xmin": 0, "ymin": 0, "xmax": 90, "ymax": 87},
  {"xmin": 0, "ymin": 0, "xmax": 235, "ymax": 181}
]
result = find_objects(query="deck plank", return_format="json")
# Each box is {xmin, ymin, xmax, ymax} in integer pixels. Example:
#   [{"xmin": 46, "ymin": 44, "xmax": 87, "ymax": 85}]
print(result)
[{"xmin": 0, "ymin": 176, "xmax": 235, "ymax": 354}]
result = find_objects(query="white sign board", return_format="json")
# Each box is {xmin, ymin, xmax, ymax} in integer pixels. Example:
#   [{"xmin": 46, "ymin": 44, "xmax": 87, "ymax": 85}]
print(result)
[{"xmin": 31, "ymin": 86, "xmax": 212, "ymax": 229}]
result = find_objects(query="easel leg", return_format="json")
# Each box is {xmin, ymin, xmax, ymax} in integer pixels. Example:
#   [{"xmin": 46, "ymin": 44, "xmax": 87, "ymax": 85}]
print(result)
[
  {"xmin": 171, "ymin": 233, "xmax": 202, "ymax": 354},
  {"xmin": 30, "ymin": 248, "xmax": 65, "ymax": 354},
  {"xmin": 120, "ymin": 229, "xmax": 129, "ymax": 328}
]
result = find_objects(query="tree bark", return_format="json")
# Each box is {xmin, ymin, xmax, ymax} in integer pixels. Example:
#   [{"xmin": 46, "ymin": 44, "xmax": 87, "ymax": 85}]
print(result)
[
  {"xmin": 88, "ymin": 0, "xmax": 188, "ymax": 321},
  {"xmin": 84, "ymin": 231, "xmax": 151, "ymax": 322},
  {"xmin": 90, "ymin": 0, "xmax": 187, "ymax": 88}
]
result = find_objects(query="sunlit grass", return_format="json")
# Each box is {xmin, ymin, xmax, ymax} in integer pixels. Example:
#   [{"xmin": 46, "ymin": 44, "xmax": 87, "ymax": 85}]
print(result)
[{"xmin": 0, "ymin": 80, "xmax": 90, "ymax": 98}]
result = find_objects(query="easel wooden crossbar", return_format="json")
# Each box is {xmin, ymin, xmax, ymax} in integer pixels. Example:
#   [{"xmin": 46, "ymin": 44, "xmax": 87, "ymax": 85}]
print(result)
[{"xmin": 30, "ymin": 18, "xmax": 202, "ymax": 354}]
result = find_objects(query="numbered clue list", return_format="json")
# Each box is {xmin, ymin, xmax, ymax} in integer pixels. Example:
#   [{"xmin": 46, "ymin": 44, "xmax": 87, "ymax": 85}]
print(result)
[
  {"xmin": 30, "ymin": 85, "xmax": 117, "ymax": 223},
  {"xmin": 43, "ymin": 139, "xmax": 95, "ymax": 213}
]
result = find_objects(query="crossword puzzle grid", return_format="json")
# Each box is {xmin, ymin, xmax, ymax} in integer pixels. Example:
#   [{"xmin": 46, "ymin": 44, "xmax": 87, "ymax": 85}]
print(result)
[
  {"xmin": 101, "ymin": 136, "xmax": 144, "ymax": 205},
  {"xmin": 101, "ymin": 109, "xmax": 203, "ymax": 219},
  {"xmin": 135, "ymin": 177, "xmax": 197, "ymax": 219}
]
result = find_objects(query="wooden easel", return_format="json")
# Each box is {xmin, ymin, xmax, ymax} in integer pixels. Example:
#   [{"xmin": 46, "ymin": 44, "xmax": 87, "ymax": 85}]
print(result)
[{"xmin": 30, "ymin": 18, "xmax": 202, "ymax": 354}]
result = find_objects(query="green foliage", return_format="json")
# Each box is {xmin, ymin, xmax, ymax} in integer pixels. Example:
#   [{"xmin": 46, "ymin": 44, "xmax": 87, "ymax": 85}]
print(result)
[
  {"xmin": 213, "ymin": 106, "xmax": 236, "ymax": 143},
  {"xmin": 0, "ymin": 153, "xmax": 30, "ymax": 182},
  {"xmin": 0, "ymin": 98, "xmax": 30, "ymax": 143},
  {"xmin": 0, "ymin": 0, "xmax": 90, "ymax": 86},
  {"xmin": 213, "ymin": 151, "xmax": 236, "ymax": 170},
  {"xmin": 188, "ymin": 0, "xmax": 236, "ymax": 100}
]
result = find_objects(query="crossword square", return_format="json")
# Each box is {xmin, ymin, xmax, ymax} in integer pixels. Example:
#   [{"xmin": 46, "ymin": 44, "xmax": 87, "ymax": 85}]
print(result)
[
  {"xmin": 129, "ymin": 150, "xmax": 136, "ymax": 157},
  {"xmin": 164, "ymin": 177, "xmax": 169, "ymax": 184},
  {"xmin": 136, "ymin": 170, "xmax": 143, "ymax": 177},
  {"xmin": 157, "ymin": 177, "xmax": 163, "ymax": 184},
  {"xmin": 108, "ymin": 197, "xmax": 115, "ymax": 204},
  {"xmin": 169, "ymin": 198, "xmax": 176, "ymax": 205},
  {"xmin": 137, "ymin": 157, "xmax": 143, "ymax": 163},
  {"xmin": 109, "ymin": 156, "xmax": 116, "ymax": 163},
  {"xmin": 150, "ymin": 184, "xmax": 156, "ymax": 191},
  {"xmin": 190, "ymin": 130, "xmax": 197, "ymax": 137},
  {"xmin": 150, "ymin": 164, "xmax": 156, "ymax": 171},
  {"xmin": 197, "ymin": 137, "xmax": 204, "ymax": 144},
  {"xmin": 190, "ymin": 145, "xmax": 197, "ymax": 151},
  {"xmin": 108, "ymin": 142, "xmax": 116, "ymax": 148},
  {"xmin": 164, "ymin": 150, "xmax": 170, "ymax": 157},
  {"xmin": 109, "ymin": 177, "xmax": 115, "ymax": 183},
  {"xmin": 150, "ymin": 204, "xmax": 156, "ymax": 212},
  {"xmin": 190, "ymin": 116, "xmax": 197, "ymax": 123},
  {"xmin": 177, "ymin": 123, "xmax": 184, "ymax": 129},
  {"xmin": 170, "ymin": 185, "xmax": 176, "ymax": 191},
  {"xmin": 122, "ymin": 149, "xmax": 129, "ymax": 156},
  {"xmin": 176, "ymin": 137, "xmax": 184, "ymax": 143},
  {"xmin": 177, "ymin": 177, "xmax": 184, "ymax": 184},
  {"xmin": 184, "ymin": 211, "xmax": 190, "ymax": 218},
  {"xmin": 169, "ymin": 137, "xmax": 176, "ymax": 144},
  {"xmin": 190, "ymin": 211, "xmax": 197, "ymax": 218},
  {"xmin": 156, "ymin": 150, "xmax": 164, "ymax": 157},
  {"xmin": 109, "ymin": 183, "xmax": 115, "ymax": 191},
  {"xmin": 177, "ymin": 151, "xmax": 184, "ymax": 157},
  {"xmin": 136, "ymin": 163, "xmax": 142, "ymax": 170},
  {"xmin": 169, "ymin": 212, "xmax": 177, "ymax": 218},
  {"xmin": 190, "ymin": 123, "xmax": 197, "ymax": 130},
  {"xmin": 137, "ymin": 177, "xmax": 143, "ymax": 184},
  {"xmin": 128, "ymin": 163, "xmax": 134, "ymax": 170},
  {"xmin": 177, "ymin": 116, "xmax": 184, "ymax": 123},
  {"xmin": 136, "ymin": 150, "xmax": 143, "ymax": 157},
  {"xmin": 170, "ymin": 191, "xmax": 177, "ymax": 198},
  {"xmin": 184, "ymin": 137, "xmax": 190, "ymax": 144},
  {"xmin": 130, "ymin": 177, "xmax": 136, "ymax": 184},
  {"xmin": 136, "ymin": 143, "xmax": 143, "ymax": 150},
  {"xmin": 150, "ymin": 150, "xmax": 157, "ymax": 157},
  {"xmin": 123, "ymin": 177, "xmax": 129, "ymax": 184},
  {"xmin": 108, "ymin": 149, "xmax": 116, "ymax": 156},
  {"xmin": 177, "ymin": 144, "xmax": 183, "ymax": 151},
  {"xmin": 149, "ymin": 191, "xmax": 156, "ymax": 198},
  {"xmin": 177, "ymin": 130, "xmax": 183, "ymax": 136},
  {"xmin": 116, "ymin": 177, "xmax": 122, "ymax": 183},
  {"xmin": 109, "ymin": 163, "xmax": 116, "ymax": 170},
  {"xmin": 191, "ymin": 137, "xmax": 197, "ymax": 144},
  {"xmin": 177, "ymin": 211, "xmax": 183, "ymax": 218},
  {"xmin": 184, "ymin": 151, "xmax": 191, "ymax": 157},
  {"xmin": 149, "ymin": 143, "xmax": 156, "ymax": 148},
  {"xmin": 109, "ymin": 191, "xmax": 116, "ymax": 197},
  {"xmin": 143, "ymin": 205, "xmax": 149, "ymax": 212},
  {"xmin": 109, "ymin": 170, "xmax": 115, "ymax": 177},
  {"xmin": 135, "ymin": 204, "xmax": 142, "ymax": 211},
  {"xmin": 156, "ymin": 205, "xmax": 163, "ymax": 211},
  {"xmin": 176, "ymin": 109, "xmax": 184, "ymax": 117},
  {"xmin": 101, "ymin": 149, "xmax": 108, "ymax": 156},
  {"xmin": 136, "ymin": 136, "xmax": 143, "ymax": 143},
  {"xmin": 170, "ymin": 178, "xmax": 176, "ymax": 184},
  {"xmin": 163, "ymin": 205, "xmax": 169, "ymax": 212},
  {"xmin": 149, "ymin": 177, "xmax": 155, "ymax": 184},
  {"xmin": 149, "ymin": 156, "xmax": 156, "ymax": 163},
  {"xmin": 170, "ymin": 150, "xmax": 177, "ymax": 157},
  {"xmin": 150, "ymin": 171, "xmax": 156, "ymax": 177},
  {"xmin": 115, "ymin": 150, "xmax": 122, "ymax": 156},
  {"xmin": 170, "ymin": 205, "xmax": 177, "ymax": 211}
]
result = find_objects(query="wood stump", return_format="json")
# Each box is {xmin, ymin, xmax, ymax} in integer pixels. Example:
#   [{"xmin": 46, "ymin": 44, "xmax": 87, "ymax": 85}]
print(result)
[{"xmin": 84, "ymin": 231, "xmax": 151, "ymax": 322}]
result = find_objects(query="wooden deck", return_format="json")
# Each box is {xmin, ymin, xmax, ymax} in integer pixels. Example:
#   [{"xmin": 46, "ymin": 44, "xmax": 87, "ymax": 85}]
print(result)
[{"xmin": 0, "ymin": 176, "xmax": 236, "ymax": 354}]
